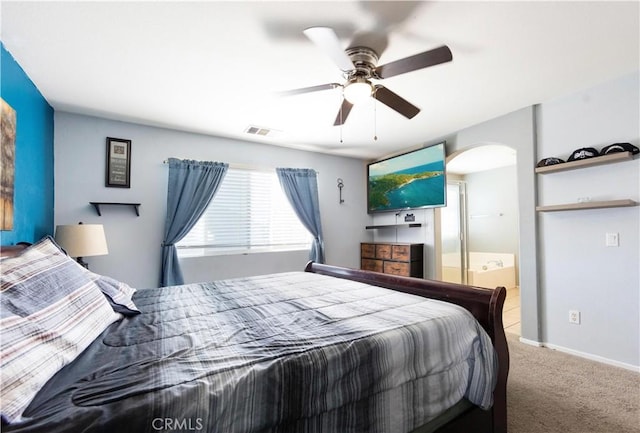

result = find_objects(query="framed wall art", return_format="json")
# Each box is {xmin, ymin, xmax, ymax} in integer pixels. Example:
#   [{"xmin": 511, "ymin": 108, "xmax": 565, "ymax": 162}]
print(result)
[
  {"xmin": 1, "ymin": 98, "xmax": 16, "ymax": 230},
  {"xmin": 105, "ymin": 137, "xmax": 131, "ymax": 188}
]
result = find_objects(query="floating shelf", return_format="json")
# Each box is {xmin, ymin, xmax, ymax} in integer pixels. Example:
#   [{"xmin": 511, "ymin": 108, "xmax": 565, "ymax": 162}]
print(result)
[
  {"xmin": 536, "ymin": 199, "xmax": 637, "ymax": 212},
  {"xmin": 90, "ymin": 202, "xmax": 141, "ymax": 216},
  {"xmin": 365, "ymin": 223, "xmax": 422, "ymax": 230},
  {"xmin": 535, "ymin": 151, "xmax": 633, "ymax": 174}
]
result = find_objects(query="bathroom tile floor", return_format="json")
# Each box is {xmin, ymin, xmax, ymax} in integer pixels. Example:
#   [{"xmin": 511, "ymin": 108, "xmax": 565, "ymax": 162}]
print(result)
[{"xmin": 503, "ymin": 286, "xmax": 521, "ymax": 336}]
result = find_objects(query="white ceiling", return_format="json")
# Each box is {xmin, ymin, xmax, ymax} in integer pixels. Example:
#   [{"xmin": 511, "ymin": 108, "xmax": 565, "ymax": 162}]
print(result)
[{"xmin": 1, "ymin": 1, "xmax": 638, "ymax": 161}]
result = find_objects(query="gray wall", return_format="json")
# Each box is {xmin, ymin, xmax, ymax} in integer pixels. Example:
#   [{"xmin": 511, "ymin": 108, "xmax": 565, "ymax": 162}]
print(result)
[
  {"xmin": 450, "ymin": 106, "xmax": 541, "ymax": 343},
  {"xmin": 369, "ymin": 106, "xmax": 540, "ymax": 341},
  {"xmin": 448, "ymin": 72, "xmax": 639, "ymax": 367},
  {"xmin": 536, "ymin": 72, "xmax": 639, "ymax": 367},
  {"xmin": 365, "ymin": 106, "xmax": 539, "ymax": 346},
  {"xmin": 53, "ymin": 71, "xmax": 639, "ymax": 368},
  {"xmin": 465, "ymin": 164, "xmax": 519, "ymax": 257},
  {"xmin": 54, "ymin": 112, "xmax": 372, "ymax": 288}
]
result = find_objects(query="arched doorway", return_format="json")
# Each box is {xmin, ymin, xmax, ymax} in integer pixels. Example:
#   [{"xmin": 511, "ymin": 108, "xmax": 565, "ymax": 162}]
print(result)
[{"xmin": 438, "ymin": 143, "xmax": 521, "ymax": 335}]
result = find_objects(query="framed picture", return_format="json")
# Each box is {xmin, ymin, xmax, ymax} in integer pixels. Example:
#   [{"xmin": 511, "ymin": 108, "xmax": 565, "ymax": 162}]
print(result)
[
  {"xmin": 1, "ymin": 98, "xmax": 16, "ymax": 230},
  {"xmin": 105, "ymin": 137, "xmax": 131, "ymax": 188}
]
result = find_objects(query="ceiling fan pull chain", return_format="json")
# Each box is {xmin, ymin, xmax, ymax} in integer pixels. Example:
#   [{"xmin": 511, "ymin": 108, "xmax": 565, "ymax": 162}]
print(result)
[{"xmin": 373, "ymin": 98, "xmax": 378, "ymax": 141}]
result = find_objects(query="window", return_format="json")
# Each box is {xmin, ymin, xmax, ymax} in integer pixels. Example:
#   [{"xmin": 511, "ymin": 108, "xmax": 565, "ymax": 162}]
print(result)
[{"xmin": 177, "ymin": 167, "xmax": 312, "ymax": 257}]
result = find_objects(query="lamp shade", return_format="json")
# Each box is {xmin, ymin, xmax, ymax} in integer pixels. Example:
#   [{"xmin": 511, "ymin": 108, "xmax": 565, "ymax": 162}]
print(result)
[{"xmin": 54, "ymin": 224, "xmax": 109, "ymax": 258}]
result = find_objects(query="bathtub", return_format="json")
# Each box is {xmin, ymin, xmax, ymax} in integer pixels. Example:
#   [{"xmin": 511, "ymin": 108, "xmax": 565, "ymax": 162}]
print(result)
[{"xmin": 442, "ymin": 252, "xmax": 517, "ymax": 289}]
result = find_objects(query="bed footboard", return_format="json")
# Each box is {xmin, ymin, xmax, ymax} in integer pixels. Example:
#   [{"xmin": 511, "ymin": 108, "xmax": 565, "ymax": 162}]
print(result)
[{"xmin": 304, "ymin": 262, "xmax": 508, "ymax": 433}]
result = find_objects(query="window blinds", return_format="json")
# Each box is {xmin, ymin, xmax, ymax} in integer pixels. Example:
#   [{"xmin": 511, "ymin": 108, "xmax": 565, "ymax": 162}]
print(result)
[{"xmin": 177, "ymin": 168, "xmax": 312, "ymax": 256}]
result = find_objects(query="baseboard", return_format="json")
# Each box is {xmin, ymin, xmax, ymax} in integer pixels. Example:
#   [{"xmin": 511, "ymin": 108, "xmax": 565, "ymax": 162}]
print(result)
[
  {"xmin": 518, "ymin": 337, "xmax": 543, "ymax": 347},
  {"xmin": 516, "ymin": 337, "xmax": 639, "ymax": 372},
  {"xmin": 543, "ymin": 342, "xmax": 640, "ymax": 373}
]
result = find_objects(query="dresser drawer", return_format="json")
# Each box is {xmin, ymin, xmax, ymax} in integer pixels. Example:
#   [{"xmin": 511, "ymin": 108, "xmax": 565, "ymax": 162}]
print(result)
[
  {"xmin": 383, "ymin": 261, "xmax": 410, "ymax": 276},
  {"xmin": 375, "ymin": 244, "xmax": 392, "ymax": 260},
  {"xmin": 392, "ymin": 244, "xmax": 423, "ymax": 262},
  {"xmin": 361, "ymin": 258, "xmax": 383, "ymax": 273},
  {"xmin": 360, "ymin": 243, "xmax": 376, "ymax": 259},
  {"xmin": 392, "ymin": 245, "xmax": 411, "ymax": 261}
]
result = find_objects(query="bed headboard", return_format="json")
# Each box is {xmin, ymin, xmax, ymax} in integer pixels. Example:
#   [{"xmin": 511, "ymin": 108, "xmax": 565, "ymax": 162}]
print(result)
[{"xmin": 0, "ymin": 243, "xmax": 30, "ymax": 258}]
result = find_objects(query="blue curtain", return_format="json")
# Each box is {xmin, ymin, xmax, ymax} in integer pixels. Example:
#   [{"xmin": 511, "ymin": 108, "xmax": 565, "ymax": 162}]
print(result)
[
  {"xmin": 161, "ymin": 158, "xmax": 228, "ymax": 286},
  {"xmin": 276, "ymin": 168, "xmax": 325, "ymax": 263}
]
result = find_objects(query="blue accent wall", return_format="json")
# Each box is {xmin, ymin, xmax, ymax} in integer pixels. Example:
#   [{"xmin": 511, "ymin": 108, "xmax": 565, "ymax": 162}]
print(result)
[{"xmin": 0, "ymin": 43, "xmax": 54, "ymax": 245}]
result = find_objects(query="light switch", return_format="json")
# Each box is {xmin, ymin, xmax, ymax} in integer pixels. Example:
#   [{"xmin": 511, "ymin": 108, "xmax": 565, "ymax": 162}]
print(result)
[{"xmin": 605, "ymin": 233, "xmax": 619, "ymax": 247}]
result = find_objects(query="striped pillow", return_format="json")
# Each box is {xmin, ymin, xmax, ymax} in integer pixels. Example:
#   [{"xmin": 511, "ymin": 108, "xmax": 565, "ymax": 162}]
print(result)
[{"xmin": 0, "ymin": 237, "xmax": 123, "ymax": 424}]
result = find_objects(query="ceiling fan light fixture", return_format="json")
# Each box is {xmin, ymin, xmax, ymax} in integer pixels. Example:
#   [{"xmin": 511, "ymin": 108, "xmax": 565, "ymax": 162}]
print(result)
[{"xmin": 343, "ymin": 79, "xmax": 372, "ymax": 104}]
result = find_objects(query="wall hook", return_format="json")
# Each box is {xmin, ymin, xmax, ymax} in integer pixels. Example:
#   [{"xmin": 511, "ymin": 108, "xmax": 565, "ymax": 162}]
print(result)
[{"xmin": 337, "ymin": 178, "xmax": 344, "ymax": 204}]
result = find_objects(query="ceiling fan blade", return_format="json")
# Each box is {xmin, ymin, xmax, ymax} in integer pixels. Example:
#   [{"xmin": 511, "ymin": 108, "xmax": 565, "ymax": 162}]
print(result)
[
  {"xmin": 333, "ymin": 99, "xmax": 354, "ymax": 126},
  {"xmin": 303, "ymin": 27, "xmax": 354, "ymax": 72},
  {"xmin": 276, "ymin": 83, "xmax": 342, "ymax": 97},
  {"xmin": 373, "ymin": 85, "xmax": 420, "ymax": 119},
  {"xmin": 374, "ymin": 45, "xmax": 452, "ymax": 79}
]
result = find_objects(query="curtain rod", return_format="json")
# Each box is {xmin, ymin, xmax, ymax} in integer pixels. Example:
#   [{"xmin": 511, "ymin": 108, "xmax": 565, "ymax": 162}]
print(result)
[
  {"xmin": 163, "ymin": 160, "xmax": 319, "ymax": 173},
  {"xmin": 162, "ymin": 160, "xmax": 271, "ymax": 171}
]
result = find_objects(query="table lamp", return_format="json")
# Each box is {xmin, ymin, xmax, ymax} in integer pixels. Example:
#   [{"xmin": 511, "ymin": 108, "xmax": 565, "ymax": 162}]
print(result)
[{"xmin": 54, "ymin": 222, "xmax": 108, "ymax": 269}]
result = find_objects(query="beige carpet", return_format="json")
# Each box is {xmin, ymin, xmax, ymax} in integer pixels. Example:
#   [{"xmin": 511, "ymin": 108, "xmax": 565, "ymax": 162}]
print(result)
[{"xmin": 506, "ymin": 333, "xmax": 640, "ymax": 433}]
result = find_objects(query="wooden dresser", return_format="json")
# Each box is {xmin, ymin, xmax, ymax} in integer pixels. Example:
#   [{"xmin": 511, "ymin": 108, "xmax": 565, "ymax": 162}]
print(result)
[{"xmin": 360, "ymin": 242, "xmax": 424, "ymax": 278}]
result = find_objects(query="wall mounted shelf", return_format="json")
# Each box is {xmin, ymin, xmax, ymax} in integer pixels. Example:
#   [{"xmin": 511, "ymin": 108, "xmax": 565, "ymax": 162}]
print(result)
[
  {"xmin": 535, "ymin": 151, "xmax": 632, "ymax": 174},
  {"xmin": 536, "ymin": 199, "xmax": 637, "ymax": 213},
  {"xmin": 90, "ymin": 202, "xmax": 141, "ymax": 216},
  {"xmin": 365, "ymin": 223, "xmax": 422, "ymax": 230},
  {"xmin": 536, "ymin": 151, "xmax": 637, "ymax": 213}
]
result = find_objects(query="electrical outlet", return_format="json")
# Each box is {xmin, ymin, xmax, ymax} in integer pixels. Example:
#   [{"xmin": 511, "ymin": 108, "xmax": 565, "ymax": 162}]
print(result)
[
  {"xmin": 605, "ymin": 233, "xmax": 619, "ymax": 247},
  {"xmin": 569, "ymin": 310, "xmax": 581, "ymax": 325}
]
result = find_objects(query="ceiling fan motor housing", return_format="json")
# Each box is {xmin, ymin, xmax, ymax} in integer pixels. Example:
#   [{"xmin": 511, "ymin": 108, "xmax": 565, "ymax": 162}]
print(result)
[{"xmin": 345, "ymin": 47, "xmax": 379, "ymax": 79}]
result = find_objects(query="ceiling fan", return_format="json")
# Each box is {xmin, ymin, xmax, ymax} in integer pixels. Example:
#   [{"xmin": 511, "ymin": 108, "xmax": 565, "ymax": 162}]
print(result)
[{"xmin": 278, "ymin": 27, "xmax": 453, "ymax": 126}]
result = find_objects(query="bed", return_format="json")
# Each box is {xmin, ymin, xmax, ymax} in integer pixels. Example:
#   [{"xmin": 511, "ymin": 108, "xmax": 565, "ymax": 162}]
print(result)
[{"xmin": 1, "ymin": 237, "xmax": 508, "ymax": 433}]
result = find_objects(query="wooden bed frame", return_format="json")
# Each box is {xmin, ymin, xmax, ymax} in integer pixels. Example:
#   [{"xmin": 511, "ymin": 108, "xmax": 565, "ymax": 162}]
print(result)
[
  {"xmin": 1, "ymin": 245, "xmax": 507, "ymax": 433},
  {"xmin": 305, "ymin": 262, "xmax": 509, "ymax": 433}
]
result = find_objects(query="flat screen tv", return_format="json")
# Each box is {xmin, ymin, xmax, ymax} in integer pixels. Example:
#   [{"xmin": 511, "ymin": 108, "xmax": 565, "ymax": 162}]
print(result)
[{"xmin": 367, "ymin": 142, "xmax": 446, "ymax": 213}]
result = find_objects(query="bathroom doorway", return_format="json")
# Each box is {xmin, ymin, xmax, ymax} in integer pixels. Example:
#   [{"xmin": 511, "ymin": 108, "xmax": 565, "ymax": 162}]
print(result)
[{"xmin": 438, "ymin": 144, "xmax": 521, "ymax": 334}]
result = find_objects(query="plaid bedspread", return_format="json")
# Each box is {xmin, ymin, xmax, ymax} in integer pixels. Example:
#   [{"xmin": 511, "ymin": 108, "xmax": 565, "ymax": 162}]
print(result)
[{"xmin": 7, "ymin": 272, "xmax": 497, "ymax": 433}]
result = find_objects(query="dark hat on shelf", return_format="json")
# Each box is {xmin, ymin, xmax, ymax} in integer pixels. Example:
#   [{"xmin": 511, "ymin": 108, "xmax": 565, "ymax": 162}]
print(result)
[
  {"xmin": 536, "ymin": 157, "xmax": 565, "ymax": 167},
  {"xmin": 600, "ymin": 142, "xmax": 639, "ymax": 155},
  {"xmin": 567, "ymin": 147, "xmax": 599, "ymax": 162}
]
